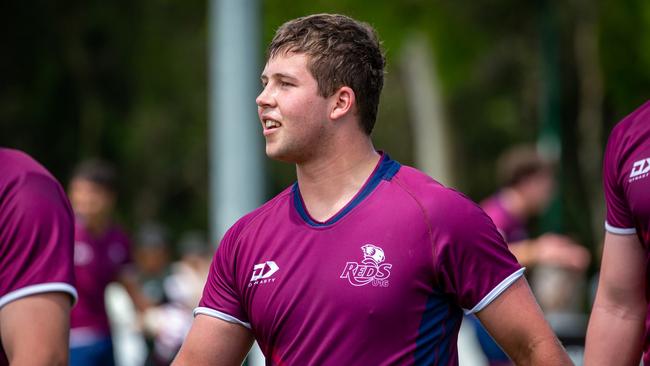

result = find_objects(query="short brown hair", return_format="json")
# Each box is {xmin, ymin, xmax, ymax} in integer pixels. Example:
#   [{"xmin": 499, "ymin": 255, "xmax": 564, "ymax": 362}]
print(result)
[
  {"xmin": 71, "ymin": 159, "xmax": 117, "ymax": 193},
  {"xmin": 267, "ymin": 13, "xmax": 385, "ymax": 135},
  {"xmin": 497, "ymin": 145, "xmax": 554, "ymax": 187}
]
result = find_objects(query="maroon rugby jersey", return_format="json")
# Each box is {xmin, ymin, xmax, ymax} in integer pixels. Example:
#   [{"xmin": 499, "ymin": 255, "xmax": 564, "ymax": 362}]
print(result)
[
  {"xmin": 603, "ymin": 101, "xmax": 650, "ymax": 364},
  {"xmin": 197, "ymin": 153, "xmax": 523, "ymax": 365},
  {"xmin": 0, "ymin": 148, "xmax": 77, "ymax": 365}
]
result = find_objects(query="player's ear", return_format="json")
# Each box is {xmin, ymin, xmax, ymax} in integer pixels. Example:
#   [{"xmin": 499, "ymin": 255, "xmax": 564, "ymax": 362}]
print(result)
[{"xmin": 330, "ymin": 86, "xmax": 355, "ymax": 121}]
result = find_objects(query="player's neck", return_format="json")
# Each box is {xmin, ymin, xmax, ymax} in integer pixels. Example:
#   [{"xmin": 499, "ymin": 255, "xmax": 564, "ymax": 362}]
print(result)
[
  {"xmin": 84, "ymin": 215, "xmax": 112, "ymax": 236},
  {"xmin": 295, "ymin": 140, "xmax": 379, "ymax": 222}
]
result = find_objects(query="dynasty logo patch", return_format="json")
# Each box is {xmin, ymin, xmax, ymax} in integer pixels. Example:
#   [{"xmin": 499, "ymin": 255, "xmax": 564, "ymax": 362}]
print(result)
[
  {"xmin": 340, "ymin": 244, "xmax": 392, "ymax": 287},
  {"xmin": 249, "ymin": 261, "xmax": 279, "ymax": 287},
  {"xmin": 630, "ymin": 157, "xmax": 650, "ymax": 182}
]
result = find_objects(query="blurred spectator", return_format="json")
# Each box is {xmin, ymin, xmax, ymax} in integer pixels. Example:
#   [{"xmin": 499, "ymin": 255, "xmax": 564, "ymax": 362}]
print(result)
[
  {"xmin": 133, "ymin": 221, "xmax": 173, "ymax": 365},
  {"xmin": 470, "ymin": 145, "xmax": 590, "ymax": 365},
  {"xmin": 483, "ymin": 145, "xmax": 590, "ymax": 274},
  {"xmin": 135, "ymin": 222, "xmax": 172, "ymax": 307},
  {"xmin": 68, "ymin": 159, "xmax": 150, "ymax": 366},
  {"xmin": 142, "ymin": 231, "xmax": 210, "ymax": 365}
]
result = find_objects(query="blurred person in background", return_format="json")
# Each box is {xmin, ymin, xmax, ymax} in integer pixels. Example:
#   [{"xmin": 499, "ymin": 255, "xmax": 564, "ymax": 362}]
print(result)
[
  {"xmin": 0, "ymin": 148, "xmax": 77, "ymax": 366},
  {"xmin": 135, "ymin": 222, "xmax": 172, "ymax": 310},
  {"xmin": 165, "ymin": 231, "xmax": 211, "ymax": 310},
  {"xmin": 174, "ymin": 13, "xmax": 571, "ymax": 365},
  {"xmin": 142, "ymin": 231, "xmax": 210, "ymax": 365},
  {"xmin": 469, "ymin": 145, "xmax": 590, "ymax": 365},
  {"xmin": 482, "ymin": 145, "xmax": 590, "ymax": 275},
  {"xmin": 585, "ymin": 101, "xmax": 650, "ymax": 365},
  {"xmin": 133, "ymin": 221, "xmax": 173, "ymax": 366},
  {"xmin": 68, "ymin": 159, "xmax": 150, "ymax": 366}
]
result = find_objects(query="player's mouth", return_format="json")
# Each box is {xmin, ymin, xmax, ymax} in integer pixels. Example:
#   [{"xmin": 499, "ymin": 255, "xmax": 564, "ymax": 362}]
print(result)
[{"xmin": 262, "ymin": 118, "xmax": 282, "ymax": 136}]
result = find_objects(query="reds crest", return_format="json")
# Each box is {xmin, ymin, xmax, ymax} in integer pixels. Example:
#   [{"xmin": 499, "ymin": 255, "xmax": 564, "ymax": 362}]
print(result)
[{"xmin": 340, "ymin": 244, "xmax": 392, "ymax": 287}]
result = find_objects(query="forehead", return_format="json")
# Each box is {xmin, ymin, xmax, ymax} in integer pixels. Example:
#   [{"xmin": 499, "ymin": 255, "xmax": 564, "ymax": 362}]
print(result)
[
  {"xmin": 261, "ymin": 52, "xmax": 313, "ymax": 79},
  {"xmin": 69, "ymin": 178, "xmax": 112, "ymax": 195}
]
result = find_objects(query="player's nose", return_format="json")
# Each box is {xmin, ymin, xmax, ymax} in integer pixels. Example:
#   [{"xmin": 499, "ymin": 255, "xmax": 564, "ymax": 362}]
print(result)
[{"xmin": 256, "ymin": 86, "xmax": 274, "ymax": 108}]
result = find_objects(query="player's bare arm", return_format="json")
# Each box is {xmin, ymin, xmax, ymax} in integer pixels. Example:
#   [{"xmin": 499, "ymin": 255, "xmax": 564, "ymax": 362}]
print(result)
[
  {"xmin": 477, "ymin": 277, "xmax": 572, "ymax": 365},
  {"xmin": 584, "ymin": 232, "xmax": 647, "ymax": 366},
  {"xmin": 118, "ymin": 269, "xmax": 153, "ymax": 312},
  {"xmin": 507, "ymin": 234, "xmax": 590, "ymax": 271},
  {"xmin": 0, "ymin": 292, "xmax": 71, "ymax": 366},
  {"xmin": 172, "ymin": 314, "xmax": 254, "ymax": 366}
]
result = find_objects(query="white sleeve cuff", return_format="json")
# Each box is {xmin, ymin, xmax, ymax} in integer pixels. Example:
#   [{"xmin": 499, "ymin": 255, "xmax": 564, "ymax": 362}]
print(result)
[
  {"xmin": 193, "ymin": 307, "xmax": 251, "ymax": 329},
  {"xmin": 605, "ymin": 221, "xmax": 637, "ymax": 235},
  {"xmin": 0, "ymin": 282, "xmax": 78, "ymax": 309},
  {"xmin": 464, "ymin": 267, "xmax": 526, "ymax": 315}
]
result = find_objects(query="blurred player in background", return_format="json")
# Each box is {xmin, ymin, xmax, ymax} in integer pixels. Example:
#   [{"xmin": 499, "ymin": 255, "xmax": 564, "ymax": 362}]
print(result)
[
  {"xmin": 68, "ymin": 159, "xmax": 149, "ymax": 366},
  {"xmin": 470, "ymin": 145, "xmax": 590, "ymax": 365},
  {"xmin": 0, "ymin": 148, "xmax": 77, "ymax": 365},
  {"xmin": 174, "ymin": 13, "xmax": 571, "ymax": 365},
  {"xmin": 134, "ymin": 221, "xmax": 173, "ymax": 366},
  {"xmin": 143, "ymin": 231, "xmax": 210, "ymax": 365},
  {"xmin": 585, "ymin": 101, "xmax": 650, "ymax": 365},
  {"xmin": 135, "ymin": 222, "xmax": 172, "ymax": 311},
  {"xmin": 482, "ymin": 145, "xmax": 589, "ymax": 274}
]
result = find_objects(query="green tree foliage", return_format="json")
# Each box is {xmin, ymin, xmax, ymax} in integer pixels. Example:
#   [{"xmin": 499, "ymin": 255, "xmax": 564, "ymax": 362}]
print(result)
[
  {"xmin": 1, "ymin": 0, "xmax": 648, "ymax": 250},
  {"xmin": 1, "ymin": 0, "xmax": 208, "ymax": 237}
]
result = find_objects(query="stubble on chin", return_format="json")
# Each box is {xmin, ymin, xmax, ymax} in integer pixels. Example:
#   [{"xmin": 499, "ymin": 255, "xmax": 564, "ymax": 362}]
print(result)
[
  {"xmin": 265, "ymin": 141, "xmax": 315, "ymax": 165},
  {"xmin": 265, "ymin": 122, "xmax": 330, "ymax": 164}
]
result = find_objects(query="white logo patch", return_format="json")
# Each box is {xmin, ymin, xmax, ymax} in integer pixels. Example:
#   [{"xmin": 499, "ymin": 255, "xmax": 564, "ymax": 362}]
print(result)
[
  {"xmin": 630, "ymin": 158, "xmax": 650, "ymax": 182},
  {"xmin": 340, "ymin": 244, "xmax": 392, "ymax": 287},
  {"xmin": 249, "ymin": 261, "xmax": 279, "ymax": 287}
]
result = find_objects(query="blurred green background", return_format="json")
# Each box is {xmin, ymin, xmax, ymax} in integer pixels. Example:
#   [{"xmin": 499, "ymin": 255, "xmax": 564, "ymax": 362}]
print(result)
[{"xmin": 2, "ymin": 0, "xmax": 649, "ymax": 255}]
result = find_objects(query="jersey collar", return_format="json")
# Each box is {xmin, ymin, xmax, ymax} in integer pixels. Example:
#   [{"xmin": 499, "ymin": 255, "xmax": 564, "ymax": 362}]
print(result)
[{"xmin": 292, "ymin": 152, "xmax": 401, "ymax": 227}]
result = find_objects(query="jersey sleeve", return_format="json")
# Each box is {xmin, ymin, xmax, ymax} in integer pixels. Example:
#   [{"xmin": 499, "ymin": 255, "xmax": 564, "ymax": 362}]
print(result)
[
  {"xmin": 603, "ymin": 127, "xmax": 637, "ymax": 234},
  {"xmin": 432, "ymin": 194, "xmax": 524, "ymax": 314},
  {"xmin": 0, "ymin": 172, "xmax": 77, "ymax": 309},
  {"xmin": 195, "ymin": 224, "xmax": 250, "ymax": 329}
]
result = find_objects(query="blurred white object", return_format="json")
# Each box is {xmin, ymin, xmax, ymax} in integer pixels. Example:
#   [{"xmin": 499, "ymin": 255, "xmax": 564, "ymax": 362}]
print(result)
[
  {"xmin": 140, "ymin": 257, "xmax": 210, "ymax": 363},
  {"xmin": 248, "ymin": 342, "xmax": 265, "ymax": 366},
  {"xmin": 105, "ymin": 282, "xmax": 147, "ymax": 366},
  {"xmin": 143, "ymin": 303, "xmax": 193, "ymax": 361},
  {"xmin": 458, "ymin": 316, "xmax": 488, "ymax": 366}
]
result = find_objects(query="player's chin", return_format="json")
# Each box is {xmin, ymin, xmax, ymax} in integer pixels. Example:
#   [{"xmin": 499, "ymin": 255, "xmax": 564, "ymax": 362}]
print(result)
[
  {"xmin": 265, "ymin": 146, "xmax": 291, "ymax": 162},
  {"xmin": 266, "ymin": 145, "xmax": 305, "ymax": 164}
]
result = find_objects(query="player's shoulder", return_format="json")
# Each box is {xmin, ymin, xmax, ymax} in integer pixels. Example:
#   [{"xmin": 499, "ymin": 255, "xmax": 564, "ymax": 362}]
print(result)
[
  {"xmin": 222, "ymin": 185, "xmax": 294, "ymax": 244},
  {"xmin": 479, "ymin": 194, "xmax": 504, "ymax": 218},
  {"xmin": 0, "ymin": 149, "xmax": 69, "ymax": 213},
  {"xmin": 608, "ymin": 100, "xmax": 650, "ymax": 143},
  {"xmin": 604, "ymin": 101, "xmax": 650, "ymax": 175},
  {"xmin": 0, "ymin": 148, "xmax": 55, "ymax": 184},
  {"xmin": 393, "ymin": 165, "xmax": 478, "ymax": 209},
  {"xmin": 391, "ymin": 165, "xmax": 486, "ymax": 225}
]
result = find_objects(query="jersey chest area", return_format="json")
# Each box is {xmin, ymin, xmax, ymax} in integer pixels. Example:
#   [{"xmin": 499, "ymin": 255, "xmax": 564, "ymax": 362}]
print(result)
[{"xmin": 234, "ymin": 216, "xmax": 439, "ymax": 341}]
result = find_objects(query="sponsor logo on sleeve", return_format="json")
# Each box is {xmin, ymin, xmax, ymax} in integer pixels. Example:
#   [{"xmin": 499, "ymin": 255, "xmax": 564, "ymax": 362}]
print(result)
[
  {"xmin": 249, "ymin": 261, "xmax": 279, "ymax": 287},
  {"xmin": 629, "ymin": 158, "xmax": 650, "ymax": 182},
  {"xmin": 340, "ymin": 244, "xmax": 392, "ymax": 287}
]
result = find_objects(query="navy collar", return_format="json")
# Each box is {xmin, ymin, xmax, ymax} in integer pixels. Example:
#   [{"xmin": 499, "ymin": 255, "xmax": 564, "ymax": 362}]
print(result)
[{"xmin": 292, "ymin": 153, "xmax": 401, "ymax": 227}]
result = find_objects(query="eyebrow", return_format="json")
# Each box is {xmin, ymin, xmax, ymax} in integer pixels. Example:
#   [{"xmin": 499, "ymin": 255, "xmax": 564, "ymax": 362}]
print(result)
[{"xmin": 260, "ymin": 72, "xmax": 298, "ymax": 82}]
